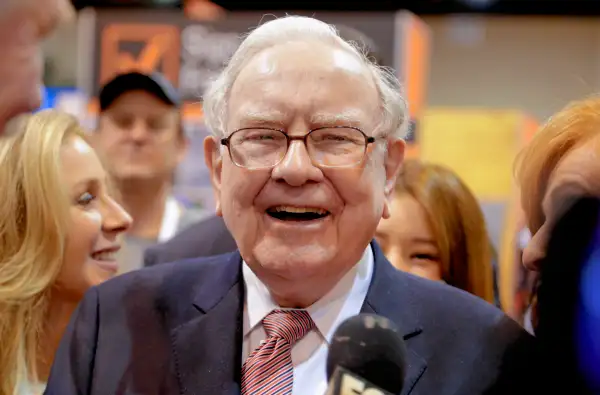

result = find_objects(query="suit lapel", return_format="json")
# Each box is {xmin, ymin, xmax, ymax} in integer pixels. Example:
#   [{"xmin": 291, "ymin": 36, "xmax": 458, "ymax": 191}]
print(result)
[
  {"xmin": 363, "ymin": 241, "xmax": 428, "ymax": 395},
  {"xmin": 168, "ymin": 244, "xmax": 427, "ymax": 395},
  {"xmin": 170, "ymin": 252, "xmax": 244, "ymax": 395}
]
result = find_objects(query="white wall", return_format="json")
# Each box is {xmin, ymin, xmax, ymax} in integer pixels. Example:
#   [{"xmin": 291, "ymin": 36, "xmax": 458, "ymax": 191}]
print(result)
[
  {"xmin": 422, "ymin": 15, "xmax": 600, "ymax": 121},
  {"xmin": 41, "ymin": 15, "xmax": 600, "ymax": 121}
]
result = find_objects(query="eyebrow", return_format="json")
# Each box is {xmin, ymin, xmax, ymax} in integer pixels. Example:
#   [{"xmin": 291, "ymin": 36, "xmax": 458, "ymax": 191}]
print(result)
[
  {"xmin": 409, "ymin": 237, "xmax": 438, "ymax": 246},
  {"xmin": 238, "ymin": 110, "xmax": 289, "ymax": 127},
  {"xmin": 310, "ymin": 110, "xmax": 365, "ymax": 127},
  {"xmin": 237, "ymin": 109, "xmax": 366, "ymax": 129},
  {"xmin": 72, "ymin": 177, "xmax": 101, "ymax": 190}
]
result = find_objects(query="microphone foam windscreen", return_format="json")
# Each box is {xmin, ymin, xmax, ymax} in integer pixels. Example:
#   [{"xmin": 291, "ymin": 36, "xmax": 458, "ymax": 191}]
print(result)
[{"xmin": 326, "ymin": 314, "xmax": 407, "ymax": 394}]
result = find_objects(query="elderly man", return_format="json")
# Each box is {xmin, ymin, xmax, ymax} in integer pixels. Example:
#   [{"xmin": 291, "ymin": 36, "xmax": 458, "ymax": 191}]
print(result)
[
  {"xmin": 0, "ymin": 0, "xmax": 74, "ymax": 133},
  {"xmin": 45, "ymin": 16, "xmax": 537, "ymax": 395},
  {"xmin": 142, "ymin": 24, "xmax": 382, "ymax": 266}
]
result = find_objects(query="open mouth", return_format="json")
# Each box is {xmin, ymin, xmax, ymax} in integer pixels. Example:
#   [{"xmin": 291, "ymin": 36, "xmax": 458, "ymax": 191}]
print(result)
[
  {"xmin": 91, "ymin": 250, "xmax": 117, "ymax": 262},
  {"xmin": 266, "ymin": 206, "xmax": 330, "ymax": 221}
]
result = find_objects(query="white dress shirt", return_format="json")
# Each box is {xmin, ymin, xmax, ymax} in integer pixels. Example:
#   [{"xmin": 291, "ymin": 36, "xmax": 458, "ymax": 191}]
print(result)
[{"xmin": 242, "ymin": 246, "xmax": 374, "ymax": 395}]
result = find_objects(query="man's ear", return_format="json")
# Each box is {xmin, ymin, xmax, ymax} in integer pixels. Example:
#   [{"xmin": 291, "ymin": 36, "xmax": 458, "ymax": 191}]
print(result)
[
  {"xmin": 203, "ymin": 135, "xmax": 223, "ymax": 216},
  {"xmin": 382, "ymin": 138, "xmax": 405, "ymax": 219}
]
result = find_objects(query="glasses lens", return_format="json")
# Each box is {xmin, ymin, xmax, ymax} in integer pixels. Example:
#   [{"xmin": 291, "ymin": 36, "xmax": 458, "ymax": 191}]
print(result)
[
  {"xmin": 308, "ymin": 127, "xmax": 367, "ymax": 167},
  {"xmin": 229, "ymin": 129, "xmax": 287, "ymax": 168}
]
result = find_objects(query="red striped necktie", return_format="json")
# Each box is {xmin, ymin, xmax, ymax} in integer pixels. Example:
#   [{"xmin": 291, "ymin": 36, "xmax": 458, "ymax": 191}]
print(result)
[{"xmin": 241, "ymin": 309, "xmax": 315, "ymax": 395}]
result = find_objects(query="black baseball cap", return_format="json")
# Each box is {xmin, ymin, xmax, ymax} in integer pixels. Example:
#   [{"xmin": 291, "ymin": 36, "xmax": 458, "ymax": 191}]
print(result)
[{"xmin": 98, "ymin": 71, "xmax": 180, "ymax": 112}]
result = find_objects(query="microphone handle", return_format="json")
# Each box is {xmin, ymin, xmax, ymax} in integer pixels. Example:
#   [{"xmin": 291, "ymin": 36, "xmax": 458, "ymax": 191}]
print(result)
[{"xmin": 325, "ymin": 366, "xmax": 394, "ymax": 395}]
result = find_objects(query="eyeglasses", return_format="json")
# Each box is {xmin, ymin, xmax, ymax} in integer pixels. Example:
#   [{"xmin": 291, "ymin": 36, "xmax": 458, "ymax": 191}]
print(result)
[{"xmin": 220, "ymin": 126, "xmax": 376, "ymax": 169}]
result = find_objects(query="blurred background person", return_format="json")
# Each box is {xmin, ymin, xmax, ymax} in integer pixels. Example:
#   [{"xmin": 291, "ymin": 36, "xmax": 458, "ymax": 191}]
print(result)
[
  {"xmin": 376, "ymin": 159, "xmax": 498, "ymax": 305},
  {"xmin": 515, "ymin": 95, "xmax": 600, "ymax": 331},
  {"xmin": 0, "ymin": 110, "xmax": 131, "ymax": 395},
  {"xmin": 90, "ymin": 72, "xmax": 209, "ymax": 274},
  {"xmin": 0, "ymin": 0, "xmax": 74, "ymax": 134}
]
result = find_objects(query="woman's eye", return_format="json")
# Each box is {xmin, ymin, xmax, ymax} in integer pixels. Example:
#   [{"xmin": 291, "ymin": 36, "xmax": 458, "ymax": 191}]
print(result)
[
  {"xmin": 77, "ymin": 192, "xmax": 96, "ymax": 206},
  {"xmin": 411, "ymin": 253, "xmax": 437, "ymax": 261}
]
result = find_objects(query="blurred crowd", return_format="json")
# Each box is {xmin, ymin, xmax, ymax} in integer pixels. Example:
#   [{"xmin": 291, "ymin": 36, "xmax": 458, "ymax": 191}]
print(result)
[{"xmin": 0, "ymin": 0, "xmax": 599, "ymax": 394}]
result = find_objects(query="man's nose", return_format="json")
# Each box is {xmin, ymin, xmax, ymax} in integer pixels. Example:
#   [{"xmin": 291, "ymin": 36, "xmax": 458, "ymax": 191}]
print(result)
[
  {"xmin": 129, "ymin": 121, "xmax": 149, "ymax": 142},
  {"xmin": 271, "ymin": 139, "xmax": 324, "ymax": 187},
  {"xmin": 522, "ymin": 242, "xmax": 545, "ymax": 272},
  {"xmin": 101, "ymin": 198, "xmax": 133, "ymax": 236}
]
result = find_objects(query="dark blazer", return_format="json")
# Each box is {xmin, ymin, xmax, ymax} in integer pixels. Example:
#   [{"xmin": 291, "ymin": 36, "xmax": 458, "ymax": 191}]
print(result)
[
  {"xmin": 45, "ymin": 242, "xmax": 538, "ymax": 395},
  {"xmin": 144, "ymin": 215, "xmax": 237, "ymax": 267}
]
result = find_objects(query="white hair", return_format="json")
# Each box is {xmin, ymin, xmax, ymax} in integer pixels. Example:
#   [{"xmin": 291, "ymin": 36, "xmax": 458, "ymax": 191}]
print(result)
[{"xmin": 202, "ymin": 16, "xmax": 409, "ymax": 141}]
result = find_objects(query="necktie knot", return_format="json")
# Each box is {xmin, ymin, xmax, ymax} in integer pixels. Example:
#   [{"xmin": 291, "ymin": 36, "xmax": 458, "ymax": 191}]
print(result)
[{"xmin": 262, "ymin": 309, "xmax": 314, "ymax": 345}]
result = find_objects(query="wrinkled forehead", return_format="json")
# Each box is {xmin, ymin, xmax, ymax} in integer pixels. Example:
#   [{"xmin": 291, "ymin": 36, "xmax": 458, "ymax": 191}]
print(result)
[
  {"xmin": 242, "ymin": 40, "xmax": 370, "ymax": 78},
  {"xmin": 227, "ymin": 41, "xmax": 380, "ymax": 131}
]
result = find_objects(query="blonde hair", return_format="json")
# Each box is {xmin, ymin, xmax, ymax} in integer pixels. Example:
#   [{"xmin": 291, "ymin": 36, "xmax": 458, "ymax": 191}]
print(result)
[
  {"xmin": 0, "ymin": 110, "xmax": 84, "ymax": 395},
  {"xmin": 203, "ymin": 16, "xmax": 409, "ymax": 140},
  {"xmin": 515, "ymin": 95, "xmax": 600, "ymax": 234},
  {"xmin": 395, "ymin": 160, "xmax": 495, "ymax": 304}
]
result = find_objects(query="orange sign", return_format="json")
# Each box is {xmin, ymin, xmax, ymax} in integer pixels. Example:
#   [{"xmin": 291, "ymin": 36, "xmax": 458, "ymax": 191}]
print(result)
[
  {"xmin": 522, "ymin": 115, "xmax": 539, "ymax": 144},
  {"xmin": 99, "ymin": 23, "xmax": 181, "ymax": 87},
  {"xmin": 403, "ymin": 14, "xmax": 430, "ymax": 119},
  {"xmin": 184, "ymin": 0, "xmax": 226, "ymax": 21},
  {"xmin": 397, "ymin": 12, "xmax": 431, "ymax": 159}
]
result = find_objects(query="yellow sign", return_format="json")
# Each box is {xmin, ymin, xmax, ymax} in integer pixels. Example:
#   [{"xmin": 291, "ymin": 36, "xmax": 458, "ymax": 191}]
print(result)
[{"xmin": 420, "ymin": 108, "xmax": 525, "ymax": 200}]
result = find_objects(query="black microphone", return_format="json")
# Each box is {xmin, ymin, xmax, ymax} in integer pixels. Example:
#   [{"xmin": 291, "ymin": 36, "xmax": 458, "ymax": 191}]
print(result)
[
  {"xmin": 537, "ymin": 195, "xmax": 600, "ymax": 394},
  {"xmin": 325, "ymin": 314, "xmax": 407, "ymax": 395}
]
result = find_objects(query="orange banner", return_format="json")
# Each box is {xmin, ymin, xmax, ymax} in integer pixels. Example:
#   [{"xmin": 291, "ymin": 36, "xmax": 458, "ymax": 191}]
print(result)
[
  {"xmin": 397, "ymin": 12, "xmax": 431, "ymax": 159},
  {"xmin": 99, "ymin": 24, "xmax": 181, "ymax": 87}
]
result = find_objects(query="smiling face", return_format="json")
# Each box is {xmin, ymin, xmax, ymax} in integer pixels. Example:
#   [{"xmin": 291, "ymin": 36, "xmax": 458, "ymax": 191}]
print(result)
[
  {"xmin": 376, "ymin": 193, "xmax": 442, "ymax": 281},
  {"xmin": 53, "ymin": 136, "xmax": 132, "ymax": 300},
  {"xmin": 204, "ymin": 40, "xmax": 405, "ymax": 305}
]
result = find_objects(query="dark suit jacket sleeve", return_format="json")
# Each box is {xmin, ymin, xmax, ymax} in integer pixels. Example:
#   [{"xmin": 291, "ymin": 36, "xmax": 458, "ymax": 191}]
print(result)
[
  {"xmin": 479, "ymin": 314, "xmax": 541, "ymax": 395},
  {"xmin": 143, "ymin": 216, "xmax": 238, "ymax": 267},
  {"xmin": 44, "ymin": 287, "xmax": 100, "ymax": 395}
]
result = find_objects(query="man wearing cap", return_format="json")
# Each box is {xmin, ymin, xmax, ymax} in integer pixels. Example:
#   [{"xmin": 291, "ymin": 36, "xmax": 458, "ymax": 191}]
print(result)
[
  {"xmin": 0, "ymin": 0, "xmax": 74, "ymax": 135},
  {"xmin": 91, "ymin": 71, "xmax": 210, "ymax": 273}
]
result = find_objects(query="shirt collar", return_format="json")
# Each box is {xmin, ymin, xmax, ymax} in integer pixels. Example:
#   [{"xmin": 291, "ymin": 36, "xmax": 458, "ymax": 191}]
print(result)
[{"xmin": 242, "ymin": 245, "xmax": 374, "ymax": 343}]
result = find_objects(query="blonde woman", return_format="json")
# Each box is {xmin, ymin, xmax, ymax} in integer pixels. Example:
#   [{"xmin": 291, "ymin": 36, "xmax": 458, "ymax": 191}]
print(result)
[{"xmin": 0, "ymin": 110, "xmax": 132, "ymax": 395}]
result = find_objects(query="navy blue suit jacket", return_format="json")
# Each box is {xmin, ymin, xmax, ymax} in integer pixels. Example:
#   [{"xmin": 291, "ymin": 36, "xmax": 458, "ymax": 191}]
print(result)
[
  {"xmin": 144, "ymin": 215, "xmax": 237, "ymax": 268},
  {"xmin": 45, "ymin": 242, "xmax": 538, "ymax": 395}
]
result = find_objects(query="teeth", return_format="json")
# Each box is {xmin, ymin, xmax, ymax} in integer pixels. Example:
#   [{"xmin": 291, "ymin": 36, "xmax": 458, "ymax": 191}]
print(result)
[
  {"xmin": 93, "ymin": 251, "xmax": 116, "ymax": 261},
  {"xmin": 271, "ymin": 206, "xmax": 328, "ymax": 215}
]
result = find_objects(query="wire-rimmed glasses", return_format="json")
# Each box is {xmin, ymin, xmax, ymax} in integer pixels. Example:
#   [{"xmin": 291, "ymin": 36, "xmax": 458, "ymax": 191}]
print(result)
[{"xmin": 220, "ymin": 126, "xmax": 376, "ymax": 169}]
